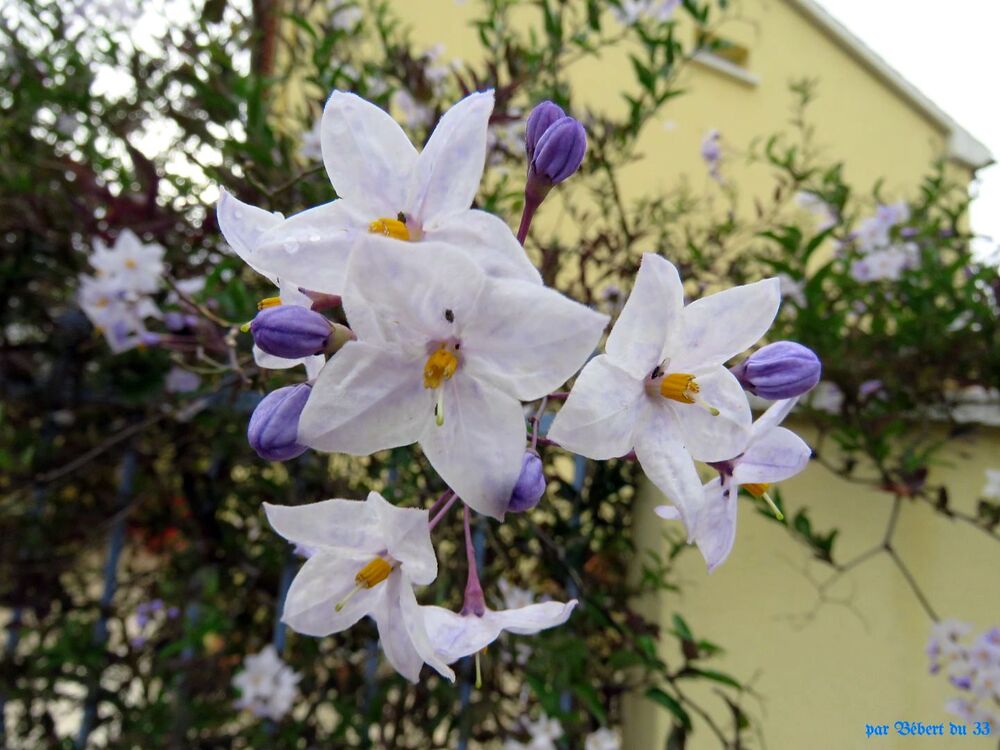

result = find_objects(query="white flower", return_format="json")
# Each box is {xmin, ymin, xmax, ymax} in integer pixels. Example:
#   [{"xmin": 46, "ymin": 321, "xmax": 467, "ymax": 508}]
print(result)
[
  {"xmin": 232, "ymin": 645, "xmax": 301, "ymax": 721},
  {"xmin": 497, "ymin": 577, "xmax": 536, "ymax": 609},
  {"xmin": 391, "ymin": 89, "xmax": 435, "ymax": 130},
  {"xmin": 700, "ymin": 129, "xmax": 722, "ymax": 182},
  {"xmin": 655, "ymin": 398, "xmax": 811, "ymax": 570},
  {"xmin": 165, "ymin": 366, "xmax": 200, "ymax": 393},
  {"xmin": 329, "ymin": 0, "xmax": 363, "ymax": 30},
  {"xmin": 264, "ymin": 492, "xmax": 455, "ymax": 683},
  {"xmin": 548, "ymin": 253, "xmax": 778, "ymax": 533},
  {"xmin": 422, "ymin": 599, "xmax": 576, "ymax": 664},
  {"xmin": 850, "ymin": 243, "xmax": 918, "ymax": 282},
  {"xmin": 77, "ymin": 273, "xmax": 152, "ymax": 353},
  {"xmin": 804, "ymin": 380, "xmax": 843, "ymax": 414},
  {"xmin": 981, "ymin": 470, "xmax": 1000, "ymax": 500},
  {"xmin": 505, "ymin": 713, "xmax": 565, "ymax": 750},
  {"xmin": 298, "ymin": 117, "xmax": 323, "ymax": 162},
  {"xmin": 218, "ymin": 90, "xmax": 540, "ymax": 298},
  {"xmin": 216, "ymin": 192, "xmax": 325, "ymax": 379},
  {"xmin": 613, "ymin": 0, "xmax": 680, "ymax": 25},
  {"xmin": 89, "ymin": 229, "xmax": 165, "ymax": 295},
  {"xmin": 794, "ymin": 191, "xmax": 837, "ymax": 231},
  {"xmin": 297, "ymin": 241, "xmax": 607, "ymax": 519},
  {"xmin": 777, "ymin": 273, "xmax": 806, "ymax": 307},
  {"xmin": 585, "ymin": 727, "xmax": 621, "ymax": 750}
]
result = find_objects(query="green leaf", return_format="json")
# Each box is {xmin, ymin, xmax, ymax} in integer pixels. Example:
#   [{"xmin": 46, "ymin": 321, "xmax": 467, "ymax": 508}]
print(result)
[
  {"xmin": 678, "ymin": 667, "xmax": 742, "ymax": 689},
  {"xmin": 646, "ymin": 687, "xmax": 692, "ymax": 730}
]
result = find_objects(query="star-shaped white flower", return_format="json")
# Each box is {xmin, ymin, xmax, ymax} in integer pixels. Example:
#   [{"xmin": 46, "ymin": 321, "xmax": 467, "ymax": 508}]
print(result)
[
  {"xmin": 216, "ymin": 194, "xmax": 325, "ymax": 379},
  {"xmin": 585, "ymin": 728, "xmax": 621, "ymax": 750},
  {"xmin": 232, "ymin": 645, "xmax": 301, "ymax": 721},
  {"xmin": 264, "ymin": 492, "xmax": 454, "ymax": 683},
  {"xmin": 217, "ymin": 90, "xmax": 540, "ymax": 298},
  {"xmin": 77, "ymin": 274, "xmax": 155, "ymax": 353},
  {"xmin": 655, "ymin": 398, "xmax": 811, "ymax": 571},
  {"xmin": 90, "ymin": 229, "xmax": 165, "ymax": 295},
  {"xmin": 548, "ymin": 253, "xmax": 779, "ymax": 532},
  {"xmin": 421, "ymin": 599, "xmax": 576, "ymax": 665},
  {"xmin": 296, "ymin": 240, "xmax": 608, "ymax": 519}
]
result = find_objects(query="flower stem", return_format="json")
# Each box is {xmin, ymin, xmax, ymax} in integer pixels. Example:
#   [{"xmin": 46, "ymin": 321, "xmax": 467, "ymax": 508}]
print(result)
[
  {"xmin": 461, "ymin": 506, "xmax": 486, "ymax": 616},
  {"xmin": 428, "ymin": 492, "xmax": 460, "ymax": 530},
  {"xmin": 516, "ymin": 193, "xmax": 542, "ymax": 245}
]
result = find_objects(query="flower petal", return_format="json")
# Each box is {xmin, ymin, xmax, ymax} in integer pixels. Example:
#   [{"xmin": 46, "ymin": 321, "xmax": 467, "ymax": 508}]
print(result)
[
  {"xmin": 281, "ymin": 552, "xmax": 378, "ymax": 636},
  {"xmin": 670, "ymin": 367, "xmax": 751, "ymax": 462},
  {"xmin": 216, "ymin": 189, "xmax": 283, "ymax": 281},
  {"xmin": 263, "ymin": 498, "xmax": 383, "ymax": 554},
  {"xmin": 462, "ymin": 279, "xmax": 608, "ymax": 401},
  {"xmin": 488, "ymin": 600, "xmax": 577, "ymax": 636},
  {"xmin": 732, "ymin": 426, "xmax": 811, "ymax": 485},
  {"xmin": 546, "ymin": 356, "xmax": 644, "ymax": 460},
  {"xmin": 606, "ymin": 253, "xmax": 684, "ymax": 379},
  {"xmin": 367, "ymin": 491, "xmax": 437, "ymax": 586},
  {"xmin": 750, "ymin": 396, "xmax": 799, "ymax": 439},
  {"xmin": 297, "ymin": 341, "xmax": 429, "ymax": 454},
  {"xmin": 669, "ymin": 277, "xmax": 780, "ymax": 370},
  {"xmin": 633, "ymin": 402, "xmax": 704, "ymax": 535},
  {"xmin": 692, "ymin": 477, "xmax": 738, "ymax": 573},
  {"xmin": 419, "ymin": 375, "xmax": 525, "ymax": 520},
  {"xmin": 376, "ymin": 574, "xmax": 455, "ymax": 682},
  {"xmin": 252, "ymin": 344, "xmax": 325, "ymax": 380},
  {"xmin": 429, "ymin": 209, "xmax": 541, "ymax": 284},
  {"xmin": 406, "ymin": 90, "xmax": 494, "ymax": 223},
  {"xmin": 253, "ymin": 199, "xmax": 369, "ymax": 295},
  {"xmin": 344, "ymin": 238, "xmax": 486, "ymax": 349},
  {"xmin": 322, "ymin": 91, "xmax": 417, "ymax": 213}
]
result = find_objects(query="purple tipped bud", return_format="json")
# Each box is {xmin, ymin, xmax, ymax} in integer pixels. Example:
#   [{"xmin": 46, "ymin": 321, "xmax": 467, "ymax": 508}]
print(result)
[
  {"xmin": 731, "ymin": 341, "xmax": 822, "ymax": 400},
  {"xmin": 525, "ymin": 100, "xmax": 566, "ymax": 161},
  {"xmin": 530, "ymin": 116, "xmax": 587, "ymax": 187},
  {"xmin": 163, "ymin": 311, "xmax": 187, "ymax": 332},
  {"xmin": 247, "ymin": 383, "xmax": 311, "ymax": 461},
  {"xmin": 508, "ymin": 452, "xmax": 547, "ymax": 512},
  {"xmin": 140, "ymin": 332, "xmax": 162, "ymax": 347},
  {"xmin": 250, "ymin": 305, "xmax": 331, "ymax": 359}
]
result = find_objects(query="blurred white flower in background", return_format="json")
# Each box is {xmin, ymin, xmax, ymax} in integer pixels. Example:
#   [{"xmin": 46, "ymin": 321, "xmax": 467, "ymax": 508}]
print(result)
[{"xmin": 232, "ymin": 645, "xmax": 301, "ymax": 721}]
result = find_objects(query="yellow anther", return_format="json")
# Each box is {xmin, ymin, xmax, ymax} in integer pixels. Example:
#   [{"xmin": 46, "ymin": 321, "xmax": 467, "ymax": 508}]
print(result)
[
  {"xmin": 355, "ymin": 557, "xmax": 393, "ymax": 588},
  {"xmin": 659, "ymin": 373, "xmax": 699, "ymax": 404},
  {"xmin": 95, "ymin": 297, "xmax": 110, "ymax": 309},
  {"xmin": 475, "ymin": 649, "xmax": 483, "ymax": 689},
  {"xmin": 368, "ymin": 217, "xmax": 411, "ymax": 241},
  {"xmin": 423, "ymin": 347, "xmax": 459, "ymax": 390},
  {"xmin": 125, "ymin": 258, "xmax": 137, "ymax": 269},
  {"xmin": 335, "ymin": 557, "xmax": 393, "ymax": 612},
  {"xmin": 659, "ymin": 372, "xmax": 720, "ymax": 416},
  {"xmin": 257, "ymin": 296, "xmax": 282, "ymax": 311},
  {"xmin": 744, "ymin": 484, "xmax": 784, "ymax": 521}
]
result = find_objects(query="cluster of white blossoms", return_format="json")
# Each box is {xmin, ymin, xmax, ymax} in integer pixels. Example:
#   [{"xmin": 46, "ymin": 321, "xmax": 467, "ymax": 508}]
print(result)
[
  {"xmin": 927, "ymin": 620, "xmax": 1000, "ymax": 727},
  {"xmin": 78, "ymin": 230, "xmax": 164, "ymax": 352},
  {"xmin": 612, "ymin": 0, "xmax": 681, "ymax": 26},
  {"xmin": 849, "ymin": 200, "xmax": 919, "ymax": 282},
  {"xmin": 217, "ymin": 88, "xmax": 819, "ymax": 687},
  {"xmin": 232, "ymin": 645, "xmax": 302, "ymax": 721}
]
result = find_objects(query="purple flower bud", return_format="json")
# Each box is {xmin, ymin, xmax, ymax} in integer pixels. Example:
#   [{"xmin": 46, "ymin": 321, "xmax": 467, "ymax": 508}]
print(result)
[
  {"xmin": 508, "ymin": 452, "xmax": 546, "ymax": 512},
  {"xmin": 731, "ymin": 341, "xmax": 822, "ymax": 400},
  {"xmin": 529, "ymin": 116, "xmax": 587, "ymax": 187},
  {"xmin": 164, "ymin": 311, "xmax": 187, "ymax": 331},
  {"xmin": 140, "ymin": 332, "xmax": 162, "ymax": 347},
  {"xmin": 250, "ymin": 305, "xmax": 331, "ymax": 359},
  {"xmin": 525, "ymin": 100, "xmax": 566, "ymax": 161},
  {"xmin": 247, "ymin": 383, "xmax": 312, "ymax": 461}
]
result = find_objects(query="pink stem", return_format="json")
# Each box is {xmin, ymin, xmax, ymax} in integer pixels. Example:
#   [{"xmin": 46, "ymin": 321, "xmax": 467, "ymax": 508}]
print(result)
[{"xmin": 428, "ymin": 492, "xmax": 460, "ymax": 530}]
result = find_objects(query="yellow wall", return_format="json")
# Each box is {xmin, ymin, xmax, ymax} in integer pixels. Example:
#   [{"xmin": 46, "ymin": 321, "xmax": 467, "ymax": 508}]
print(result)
[
  {"xmin": 392, "ymin": 0, "xmax": 966, "ymax": 205},
  {"xmin": 626, "ymin": 421, "xmax": 1000, "ymax": 749}
]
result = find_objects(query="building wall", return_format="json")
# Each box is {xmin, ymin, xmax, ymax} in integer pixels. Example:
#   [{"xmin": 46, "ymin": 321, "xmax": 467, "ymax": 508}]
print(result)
[{"xmin": 626, "ymin": 421, "xmax": 1000, "ymax": 749}]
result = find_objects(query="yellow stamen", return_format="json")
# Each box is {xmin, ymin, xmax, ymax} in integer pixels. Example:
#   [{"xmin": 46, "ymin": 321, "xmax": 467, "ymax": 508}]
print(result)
[
  {"xmin": 257, "ymin": 296, "xmax": 282, "ymax": 311},
  {"xmin": 368, "ymin": 217, "xmax": 411, "ymax": 241},
  {"xmin": 435, "ymin": 389, "xmax": 445, "ymax": 427},
  {"xmin": 744, "ymin": 483, "xmax": 784, "ymax": 521},
  {"xmin": 335, "ymin": 557, "xmax": 393, "ymax": 612},
  {"xmin": 125, "ymin": 258, "xmax": 137, "ymax": 269},
  {"xmin": 355, "ymin": 557, "xmax": 393, "ymax": 588},
  {"xmin": 423, "ymin": 348, "xmax": 458, "ymax": 390},
  {"xmin": 240, "ymin": 321, "xmax": 252, "ymax": 333},
  {"xmin": 475, "ymin": 649, "xmax": 483, "ymax": 689},
  {"xmin": 659, "ymin": 373, "xmax": 720, "ymax": 415}
]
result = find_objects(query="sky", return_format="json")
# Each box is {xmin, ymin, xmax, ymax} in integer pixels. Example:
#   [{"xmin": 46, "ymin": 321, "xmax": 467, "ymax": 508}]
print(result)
[{"xmin": 814, "ymin": 0, "xmax": 999, "ymax": 258}]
